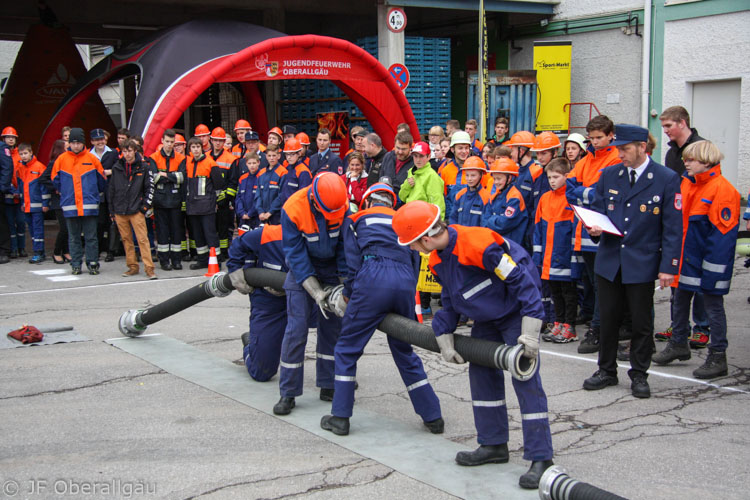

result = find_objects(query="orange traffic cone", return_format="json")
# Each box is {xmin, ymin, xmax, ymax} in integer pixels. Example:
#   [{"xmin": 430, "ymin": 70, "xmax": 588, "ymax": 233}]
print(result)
[
  {"xmin": 204, "ymin": 247, "xmax": 220, "ymax": 277},
  {"xmin": 415, "ymin": 290, "xmax": 423, "ymax": 324}
]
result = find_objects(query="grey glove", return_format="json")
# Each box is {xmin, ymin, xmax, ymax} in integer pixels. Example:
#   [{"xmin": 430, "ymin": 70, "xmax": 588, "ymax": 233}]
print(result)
[
  {"xmin": 518, "ymin": 316, "xmax": 543, "ymax": 360},
  {"xmin": 325, "ymin": 284, "xmax": 347, "ymax": 317},
  {"xmin": 302, "ymin": 276, "xmax": 332, "ymax": 319},
  {"xmin": 435, "ymin": 334, "xmax": 465, "ymax": 364},
  {"xmin": 229, "ymin": 269, "xmax": 254, "ymax": 295}
]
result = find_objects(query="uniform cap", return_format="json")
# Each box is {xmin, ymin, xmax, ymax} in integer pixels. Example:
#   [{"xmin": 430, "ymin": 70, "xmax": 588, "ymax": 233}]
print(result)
[
  {"xmin": 610, "ymin": 124, "xmax": 649, "ymax": 146},
  {"xmin": 282, "ymin": 125, "xmax": 297, "ymax": 135},
  {"xmin": 90, "ymin": 128, "xmax": 106, "ymax": 140},
  {"xmin": 392, "ymin": 201, "xmax": 442, "ymax": 246},
  {"xmin": 244, "ymin": 131, "xmax": 259, "ymax": 141}
]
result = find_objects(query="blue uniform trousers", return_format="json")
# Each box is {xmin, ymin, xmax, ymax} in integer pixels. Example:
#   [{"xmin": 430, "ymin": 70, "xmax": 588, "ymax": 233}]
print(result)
[
  {"xmin": 279, "ymin": 272, "xmax": 341, "ymax": 397},
  {"xmin": 5, "ymin": 204, "xmax": 25, "ymax": 251},
  {"xmin": 470, "ymin": 313, "xmax": 553, "ymax": 461},
  {"xmin": 332, "ymin": 258, "xmax": 441, "ymax": 421},
  {"xmin": 243, "ymin": 290, "xmax": 288, "ymax": 382},
  {"xmin": 24, "ymin": 212, "xmax": 45, "ymax": 253}
]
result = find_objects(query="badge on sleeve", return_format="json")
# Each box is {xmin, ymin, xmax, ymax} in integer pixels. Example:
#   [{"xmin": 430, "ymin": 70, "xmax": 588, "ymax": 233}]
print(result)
[
  {"xmin": 674, "ymin": 193, "xmax": 682, "ymax": 210},
  {"xmin": 504, "ymin": 206, "xmax": 516, "ymax": 217},
  {"xmin": 608, "ymin": 203, "xmax": 614, "ymax": 211},
  {"xmin": 653, "ymin": 207, "xmax": 660, "ymax": 215},
  {"xmin": 653, "ymin": 195, "xmax": 660, "ymax": 202},
  {"xmin": 3, "ymin": 147, "xmax": 9, "ymax": 157},
  {"xmin": 721, "ymin": 207, "xmax": 732, "ymax": 222}
]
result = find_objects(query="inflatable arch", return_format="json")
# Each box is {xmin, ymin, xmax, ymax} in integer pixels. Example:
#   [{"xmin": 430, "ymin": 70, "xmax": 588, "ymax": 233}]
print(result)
[{"xmin": 39, "ymin": 20, "xmax": 419, "ymax": 162}]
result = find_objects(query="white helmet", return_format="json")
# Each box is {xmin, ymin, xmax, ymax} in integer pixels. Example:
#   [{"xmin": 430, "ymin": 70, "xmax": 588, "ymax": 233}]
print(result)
[
  {"xmin": 564, "ymin": 133, "xmax": 587, "ymax": 150},
  {"xmin": 449, "ymin": 131, "xmax": 472, "ymax": 148}
]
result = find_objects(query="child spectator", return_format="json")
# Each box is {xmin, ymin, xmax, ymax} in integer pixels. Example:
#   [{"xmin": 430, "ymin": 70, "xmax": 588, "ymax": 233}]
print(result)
[
  {"xmin": 482, "ymin": 157, "xmax": 528, "ymax": 245},
  {"xmin": 235, "ymin": 152, "xmax": 260, "ymax": 230},
  {"xmin": 427, "ymin": 126, "xmax": 445, "ymax": 159},
  {"xmin": 493, "ymin": 145, "xmax": 512, "ymax": 160},
  {"xmin": 449, "ymin": 156, "xmax": 490, "ymax": 226},
  {"xmin": 433, "ymin": 137, "xmax": 451, "ymax": 174},
  {"xmin": 16, "ymin": 143, "xmax": 49, "ymax": 263},
  {"xmin": 565, "ymin": 115, "xmax": 620, "ymax": 353},
  {"xmin": 109, "ymin": 139, "xmax": 156, "ymax": 279},
  {"xmin": 563, "ymin": 133, "xmax": 587, "ymax": 164},
  {"xmin": 482, "ymin": 143, "xmax": 495, "ymax": 166},
  {"xmin": 254, "ymin": 144, "xmax": 288, "ymax": 225},
  {"xmin": 343, "ymin": 151, "xmax": 368, "ymax": 208},
  {"xmin": 180, "ymin": 137, "xmax": 223, "ymax": 269},
  {"xmin": 535, "ymin": 158, "xmax": 579, "ymax": 343},
  {"xmin": 653, "ymin": 140, "xmax": 739, "ymax": 379}
]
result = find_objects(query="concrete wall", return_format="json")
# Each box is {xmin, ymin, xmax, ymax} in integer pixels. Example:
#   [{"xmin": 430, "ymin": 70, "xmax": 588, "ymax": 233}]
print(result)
[
  {"xmin": 662, "ymin": 10, "xmax": 750, "ymax": 193},
  {"xmin": 509, "ymin": 28, "xmax": 643, "ymax": 131},
  {"xmin": 552, "ymin": 0, "xmax": 643, "ymax": 20}
]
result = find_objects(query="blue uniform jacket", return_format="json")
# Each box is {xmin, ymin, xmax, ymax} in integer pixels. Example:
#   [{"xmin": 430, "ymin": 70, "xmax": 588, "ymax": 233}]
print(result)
[
  {"xmin": 591, "ymin": 158, "xmax": 682, "ymax": 283},
  {"xmin": 254, "ymin": 163, "xmax": 288, "ymax": 217},
  {"xmin": 308, "ymin": 149, "xmax": 344, "ymax": 177},
  {"xmin": 227, "ymin": 224, "xmax": 288, "ymax": 274},
  {"xmin": 16, "ymin": 158, "xmax": 50, "ymax": 213},
  {"xmin": 482, "ymin": 182, "xmax": 528, "ymax": 245},
  {"xmin": 279, "ymin": 159, "xmax": 312, "ymax": 207},
  {"xmin": 235, "ymin": 171, "xmax": 257, "ymax": 220},
  {"xmin": 450, "ymin": 186, "xmax": 490, "ymax": 226},
  {"xmin": 281, "ymin": 187, "xmax": 349, "ymax": 284},
  {"xmin": 430, "ymin": 225, "xmax": 545, "ymax": 337},
  {"xmin": 0, "ymin": 145, "xmax": 13, "ymax": 199},
  {"xmin": 341, "ymin": 205, "xmax": 420, "ymax": 298}
]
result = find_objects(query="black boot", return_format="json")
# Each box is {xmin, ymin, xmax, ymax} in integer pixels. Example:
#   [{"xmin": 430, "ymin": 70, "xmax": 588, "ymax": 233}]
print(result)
[
  {"xmin": 577, "ymin": 327, "xmax": 599, "ymax": 354},
  {"xmin": 455, "ymin": 444, "xmax": 509, "ymax": 466},
  {"xmin": 104, "ymin": 252, "xmax": 115, "ymax": 262},
  {"xmin": 320, "ymin": 415, "xmax": 350, "ymax": 436},
  {"xmin": 693, "ymin": 350, "xmax": 728, "ymax": 379},
  {"xmin": 652, "ymin": 341, "xmax": 691, "ymax": 365},
  {"xmin": 423, "ymin": 417, "xmax": 444, "ymax": 434},
  {"xmin": 319, "ymin": 388, "xmax": 334, "ymax": 401},
  {"xmin": 273, "ymin": 397, "xmax": 295, "ymax": 415},
  {"xmin": 519, "ymin": 460, "xmax": 554, "ymax": 489}
]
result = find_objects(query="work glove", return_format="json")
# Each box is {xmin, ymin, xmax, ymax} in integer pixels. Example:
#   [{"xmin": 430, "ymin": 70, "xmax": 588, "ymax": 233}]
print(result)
[
  {"xmin": 302, "ymin": 276, "xmax": 332, "ymax": 319},
  {"xmin": 325, "ymin": 284, "xmax": 347, "ymax": 317},
  {"xmin": 435, "ymin": 334, "xmax": 465, "ymax": 364},
  {"xmin": 228, "ymin": 269, "xmax": 254, "ymax": 295},
  {"xmin": 518, "ymin": 316, "xmax": 543, "ymax": 360}
]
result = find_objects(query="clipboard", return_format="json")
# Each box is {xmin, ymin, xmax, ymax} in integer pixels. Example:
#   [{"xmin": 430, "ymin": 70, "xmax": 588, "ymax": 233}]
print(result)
[{"xmin": 571, "ymin": 205, "xmax": 623, "ymax": 236}]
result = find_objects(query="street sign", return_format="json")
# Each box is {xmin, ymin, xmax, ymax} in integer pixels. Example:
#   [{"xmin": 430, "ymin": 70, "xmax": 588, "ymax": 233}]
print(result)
[
  {"xmin": 388, "ymin": 63, "xmax": 410, "ymax": 91},
  {"xmin": 387, "ymin": 8, "xmax": 407, "ymax": 33}
]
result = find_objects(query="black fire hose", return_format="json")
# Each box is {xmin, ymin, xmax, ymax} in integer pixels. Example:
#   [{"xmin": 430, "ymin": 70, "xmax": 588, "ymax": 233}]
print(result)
[
  {"xmin": 539, "ymin": 466, "xmax": 629, "ymax": 500},
  {"xmin": 118, "ymin": 269, "xmax": 537, "ymax": 381}
]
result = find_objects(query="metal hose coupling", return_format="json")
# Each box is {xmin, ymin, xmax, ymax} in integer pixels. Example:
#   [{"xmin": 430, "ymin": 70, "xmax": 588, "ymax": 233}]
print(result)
[
  {"xmin": 204, "ymin": 272, "xmax": 232, "ymax": 297},
  {"xmin": 494, "ymin": 343, "xmax": 538, "ymax": 382},
  {"xmin": 118, "ymin": 309, "xmax": 147, "ymax": 337},
  {"xmin": 539, "ymin": 465, "xmax": 629, "ymax": 500}
]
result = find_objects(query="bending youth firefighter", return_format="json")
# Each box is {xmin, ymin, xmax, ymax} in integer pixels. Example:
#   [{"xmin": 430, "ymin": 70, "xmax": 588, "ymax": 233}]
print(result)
[
  {"xmin": 226, "ymin": 224, "xmax": 288, "ymax": 382},
  {"xmin": 320, "ymin": 183, "xmax": 443, "ymax": 436},
  {"xmin": 274, "ymin": 172, "xmax": 349, "ymax": 416},
  {"xmin": 392, "ymin": 201, "xmax": 554, "ymax": 490}
]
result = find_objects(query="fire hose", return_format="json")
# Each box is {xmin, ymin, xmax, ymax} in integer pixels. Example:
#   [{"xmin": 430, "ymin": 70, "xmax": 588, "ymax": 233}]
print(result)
[
  {"xmin": 118, "ymin": 269, "xmax": 538, "ymax": 381},
  {"xmin": 539, "ymin": 466, "xmax": 629, "ymax": 500}
]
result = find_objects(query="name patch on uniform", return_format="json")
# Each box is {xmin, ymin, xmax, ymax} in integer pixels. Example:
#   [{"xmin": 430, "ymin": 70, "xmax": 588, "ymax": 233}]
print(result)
[
  {"xmin": 609, "ymin": 189, "xmax": 619, "ymax": 195},
  {"xmin": 674, "ymin": 193, "xmax": 682, "ymax": 210},
  {"xmin": 505, "ymin": 206, "xmax": 516, "ymax": 217}
]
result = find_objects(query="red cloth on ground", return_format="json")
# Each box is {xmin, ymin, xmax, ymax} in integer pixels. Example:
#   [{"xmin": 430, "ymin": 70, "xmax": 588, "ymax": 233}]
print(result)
[{"xmin": 7, "ymin": 325, "xmax": 44, "ymax": 344}]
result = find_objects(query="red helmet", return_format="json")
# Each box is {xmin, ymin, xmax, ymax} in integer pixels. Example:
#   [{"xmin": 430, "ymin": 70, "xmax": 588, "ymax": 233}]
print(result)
[
  {"xmin": 503, "ymin": 131, "xmax": 535, "ymax": 147},
  {"xmin": 310, "ymin": 172, "xmax": 348, "ymax": 221},
  {"xmin": 1, "ymin": 126, "xmax": 18, "ymax": 137},
  {"xmin": 210, "ymin": 127, "xmax": 227, "ymax": 140},
  {"xmin": 461, "ymin": 155, "xmax": 487, "ymax": 172},
  {"xmin": 489, "ymin": 158, "xmax": 519, "ymax": 176},
  {"xmin": 268, "ymin": 127, "xmax": 283, "ymax": 140},
  {"xmin": 530, "ymin": 131, "xmax": 561, "ymax": 152},
  {"xmin": 283, "ymin": 138, "xmax": 302, "ymax": 153},
  {"xmin": 359, "ymin": 182, "xmax": 396, "ymax": 210},
  {"xmin": 174, "ymin": 134, "xmax": 186, "ymax": 144},
  {"xmin": 194, "ymin": 124, "xmax": 210, "ymax": 136},
  {"xmin": 234, "ymin": 119, "xmax": 251, "ymax": 131},
  {"xmin": 295, "ymin": 132, "xmax": 310, "ymax": 146},
  {"xmin": 392, "ymin": 201, "xmax": 442, "ymax": 246}
]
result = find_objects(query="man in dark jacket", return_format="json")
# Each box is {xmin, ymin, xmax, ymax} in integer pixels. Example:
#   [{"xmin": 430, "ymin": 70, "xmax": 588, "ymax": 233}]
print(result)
[
  {"xmin": 109, "ymin": 139, "xmax": 156, "ymax": 279},
  {"xmin": 379, "ymin": 131, "xmax": 414, "ymax": 203},
  {"xmin": 660, "ymin": 105, "xmax": 704, "ymax": 176},
  {"xmin": 364, "ymin": 133, "xmax": 387, "ymax": 188},
  {"xmin": 0, "ymin": 141, "xmax": 12, "ymax": 263}
]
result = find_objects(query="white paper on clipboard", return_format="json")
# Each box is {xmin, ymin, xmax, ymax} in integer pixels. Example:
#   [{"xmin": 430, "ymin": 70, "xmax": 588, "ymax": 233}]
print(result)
[{"xmin": 571, "ymin": 205, "xmax": 623, "ymax": 236}]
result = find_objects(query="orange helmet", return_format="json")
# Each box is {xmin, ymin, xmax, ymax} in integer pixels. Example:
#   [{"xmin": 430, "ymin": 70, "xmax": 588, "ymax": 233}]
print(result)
[
  {"xmin": 490, "ymin": 158, "xmax": 519, "ymax": 176},
  {"xmin": 210, "ymin": 127, "xmax": 226, "ymax": 140},
  {"xmin": 295, "ymin": 132, "xmax": 310, "ymax": 146},
  {"xmin": 392, "ymin": 201, "xmax": 442, "ymax": 246},
  {"xmin": 283, "ymin": 138, "xmax": 302, "ymax": 153},
  {"xmin": 531, "ymin": 131, "xmax": 561, "ymax": 152},
  {"xmin": 461, "ymin": 155, "xmax": 487, "ymax": 172},
  {"xmin": 194, "ymin": 124, "xmax": 210, "ymax": 136},
  {"xmin": 268, "ymin": 127, "xmax": 283, "ymax": 140},
  {"xmin": 1, "ymin": 126, "xmax": 18, "ymax": 137},
  {"xmin": 234, "ymin": 119, "xmax": 251, "ymax": 131},
  {"xmin": 503, "ymin": 131, "xmax": 535, "ymax": 147},
  {"xmin": 310, "ymin": 172, "xmax": 348, "ymax": 220},
  {"xmin": 174, "ymin": 134, "xmax": 186, "ymax": 144}
]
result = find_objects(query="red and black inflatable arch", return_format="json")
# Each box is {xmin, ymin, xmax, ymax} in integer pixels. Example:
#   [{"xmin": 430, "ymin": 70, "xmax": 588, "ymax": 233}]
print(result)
[{"xmin": 39, "ymin": 20, "xmax": 419, "ymax": 161}]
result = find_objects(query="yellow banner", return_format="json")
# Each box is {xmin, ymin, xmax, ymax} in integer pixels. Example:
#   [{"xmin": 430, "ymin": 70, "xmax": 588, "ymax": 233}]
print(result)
[
  {"xmin": 533, "ymin": 41, "xmax": 572, "ymax": 134},
  {"xmin": 417, "ymin": 253, "xmax": 442, "ymax": 293}
]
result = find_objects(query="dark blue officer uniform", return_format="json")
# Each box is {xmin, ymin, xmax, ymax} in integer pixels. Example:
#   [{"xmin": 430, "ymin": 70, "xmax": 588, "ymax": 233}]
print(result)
[
  {"xmin": 331, "ymin": 205, "xmax": 442, "ymax": 422},
  {"xmin": 227, "ymin": 224, "xmax": 288, "ymax": 382},
  {"xmin": 308, "ymin": 148, "xmax": 344, "ymax": 177}
]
